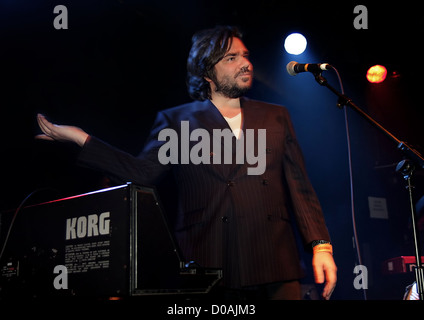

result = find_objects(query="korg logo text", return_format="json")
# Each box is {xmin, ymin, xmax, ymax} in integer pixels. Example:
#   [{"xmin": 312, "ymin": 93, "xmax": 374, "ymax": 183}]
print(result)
[{"xmin": 66, "ymin": 212, "xmax": 110, "ymax": 240}]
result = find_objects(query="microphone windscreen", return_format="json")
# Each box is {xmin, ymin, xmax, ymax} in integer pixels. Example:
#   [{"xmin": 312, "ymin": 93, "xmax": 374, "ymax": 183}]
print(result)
[{"xmin": 286, "ymin": 61, "xmax": 298, "ymax": 76}]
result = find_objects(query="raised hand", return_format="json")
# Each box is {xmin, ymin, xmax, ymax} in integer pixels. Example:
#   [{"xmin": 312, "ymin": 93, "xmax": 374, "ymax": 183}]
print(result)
[{"xmin": 36, "ymin": 114, "xmax": 89, "ymax": 147}]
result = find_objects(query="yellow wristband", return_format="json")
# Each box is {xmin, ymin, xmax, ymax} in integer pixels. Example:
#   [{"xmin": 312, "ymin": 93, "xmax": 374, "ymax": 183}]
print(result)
[{"xmin": 313, "ymin": 243, "xmax": 333, "ymax": 255}]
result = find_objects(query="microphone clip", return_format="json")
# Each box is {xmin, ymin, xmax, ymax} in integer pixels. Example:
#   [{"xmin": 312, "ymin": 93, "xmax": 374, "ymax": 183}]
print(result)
[{"xmin": 312, "ymin": 72, "xmax": 351, "ymax": 109}]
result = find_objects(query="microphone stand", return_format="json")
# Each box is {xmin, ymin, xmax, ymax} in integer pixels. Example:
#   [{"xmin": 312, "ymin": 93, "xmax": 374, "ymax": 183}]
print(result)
[{"xmin": 312, "ymin": 71, "xmax": 424, "ymax": 300}]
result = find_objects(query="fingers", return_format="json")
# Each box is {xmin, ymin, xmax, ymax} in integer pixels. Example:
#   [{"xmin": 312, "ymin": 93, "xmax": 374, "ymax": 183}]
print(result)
[
  {"xmin": 322, "ymin": 267, "xmax": 337, "ymax": 300},
  {"xmin": 37, "ymin": 114, "xmax": 49, "ymax": 135},
  {"xmin": 37, "ymin": 113, "xmax": 54, "ymax": 137},
  {"xmin": 35, "ymin": 134, "xmax": 55, "ymax": 141},
  {"xmin": 313, "ymin": 264, "xmax": 325, "ymax": 284},
  {"xmin": 312, "ymin": 252, "xmax": 337, "ymax": 300},
  {"xmin": 36, "ymin": 113, "xmax": 62, "ymax": 142}
]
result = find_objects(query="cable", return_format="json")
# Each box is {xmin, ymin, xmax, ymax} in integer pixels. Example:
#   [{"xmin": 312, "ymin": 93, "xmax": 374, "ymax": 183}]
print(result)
[
  {"xmin": 0, "ymin": 188, "xmax": 56, "ymax": 262},
  {"xmin": 331, "ymin": 66, "xmax": 367, "ymax": 300}
]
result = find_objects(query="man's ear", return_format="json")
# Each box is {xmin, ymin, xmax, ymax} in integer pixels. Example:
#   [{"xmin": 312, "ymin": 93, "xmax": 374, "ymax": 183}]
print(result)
[{"xmin": 205, "ymin": 77, "xmax": 216, "ymax": 92}]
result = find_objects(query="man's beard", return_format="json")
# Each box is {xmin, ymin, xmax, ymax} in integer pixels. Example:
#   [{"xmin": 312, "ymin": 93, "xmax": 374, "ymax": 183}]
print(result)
[{"xmin": 212, "ymin": 73, "xmax": 252, "ymax": 99}]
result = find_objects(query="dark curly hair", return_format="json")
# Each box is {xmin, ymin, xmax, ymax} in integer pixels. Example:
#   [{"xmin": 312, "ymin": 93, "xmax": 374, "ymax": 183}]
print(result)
[{"xmin": 186, "ymin": 26, "xmax": 243, "ymax": 101}]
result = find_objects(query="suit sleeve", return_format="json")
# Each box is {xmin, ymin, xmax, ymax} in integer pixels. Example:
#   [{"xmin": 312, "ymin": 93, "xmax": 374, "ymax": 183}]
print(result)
[
  {"xmin": 282, "ymin": 109, "xmax": 331, "ymax": 247},
  {"xmin": 77, "ymin": 111, "xmax": 171, "ymax": 186}
]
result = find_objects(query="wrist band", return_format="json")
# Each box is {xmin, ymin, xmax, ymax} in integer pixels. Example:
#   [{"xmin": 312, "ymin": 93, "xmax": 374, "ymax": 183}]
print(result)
[
  {"xmin": 313, "ymin": 243, "xmax": 333, "ymax": 255},
  {"xmin": 312, "ymin": 240, "xmax": 330, "ymax": 247}
]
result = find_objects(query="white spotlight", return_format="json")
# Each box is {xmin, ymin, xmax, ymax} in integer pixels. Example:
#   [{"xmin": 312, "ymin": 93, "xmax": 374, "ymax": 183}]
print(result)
[{"xmin": 284, "ymin": 33, "xmax": 307, "ymax": 55}]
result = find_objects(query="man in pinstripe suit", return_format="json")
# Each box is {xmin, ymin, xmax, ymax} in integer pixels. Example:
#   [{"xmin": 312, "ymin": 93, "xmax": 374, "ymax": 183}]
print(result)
[{"xmin": 36, "ymin": 26, "xmax": 337, "ymax": 299}]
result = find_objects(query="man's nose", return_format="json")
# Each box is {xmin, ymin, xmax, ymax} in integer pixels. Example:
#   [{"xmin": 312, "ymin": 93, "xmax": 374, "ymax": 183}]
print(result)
[{"xmin": 240, "ymin": 58, "xmax": 252, "ymax": 70}]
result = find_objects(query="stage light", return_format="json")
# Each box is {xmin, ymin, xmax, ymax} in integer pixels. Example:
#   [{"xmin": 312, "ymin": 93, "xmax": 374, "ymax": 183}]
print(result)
[
  {"xmin": 284, "ymin": 33, "xmax": 307, "ymax": 55},
  {"xmin": 366, "ymin": 65, "xmax": 387, "ymax": 83}
]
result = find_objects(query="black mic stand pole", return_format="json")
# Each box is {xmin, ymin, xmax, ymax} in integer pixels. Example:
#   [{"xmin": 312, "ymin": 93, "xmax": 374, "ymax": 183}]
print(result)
[{"xmin": 313, "ymin": 71, "xmax": 424, "ymax": 300}]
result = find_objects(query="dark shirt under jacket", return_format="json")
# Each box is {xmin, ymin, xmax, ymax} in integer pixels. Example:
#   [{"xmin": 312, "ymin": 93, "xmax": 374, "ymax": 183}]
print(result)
[{"xmin": 78, "ymin": 97, "xmax": 331, "ymax": 288}]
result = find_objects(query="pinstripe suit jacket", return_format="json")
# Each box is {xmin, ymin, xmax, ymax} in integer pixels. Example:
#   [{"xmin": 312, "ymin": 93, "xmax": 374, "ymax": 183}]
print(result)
[{"xmin": 78, "ymin": 97, "xmax": 331, "ymax": 287}]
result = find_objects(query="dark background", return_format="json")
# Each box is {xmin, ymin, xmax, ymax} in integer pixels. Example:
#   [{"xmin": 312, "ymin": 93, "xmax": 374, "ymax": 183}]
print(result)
[{"xmin": 1, "ymin": 0, "xmax": 423, "ymax": 299}]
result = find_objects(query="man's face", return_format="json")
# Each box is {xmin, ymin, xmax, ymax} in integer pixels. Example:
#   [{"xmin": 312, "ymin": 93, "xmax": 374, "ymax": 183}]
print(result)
[{"xmin": 208, "ymin": 37, "xmax": 254, "ymax": 99}]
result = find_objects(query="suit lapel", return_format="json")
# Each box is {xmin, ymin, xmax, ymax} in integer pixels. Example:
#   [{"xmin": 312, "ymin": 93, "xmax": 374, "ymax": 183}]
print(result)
[
  {"xmin": 189, "ymin": 98, "xmax": 266, "ymax": 178},
  {"xmin": 240, "ymin": 97, "xmax": 265, "ymax": 132},
  {"xmin": 192, "ymin": 98, "xmax": 264, "ymax": 134},
  {"xmin": 233, "ymin": 98, "xmax": 267, "ymax": 177},
  {"xmin": 193, "ymin": 100, "xmax": 229, "ymax": 133},
  {"xmin": 190, "ymin": 100, "xmax": 234, "ymax": 177}
]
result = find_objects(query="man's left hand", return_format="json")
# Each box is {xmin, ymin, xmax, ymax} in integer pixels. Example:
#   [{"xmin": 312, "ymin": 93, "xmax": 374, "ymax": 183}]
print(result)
[{"xmin": 312, "ymin": 252, "xmax": 337, "ymax": 300}]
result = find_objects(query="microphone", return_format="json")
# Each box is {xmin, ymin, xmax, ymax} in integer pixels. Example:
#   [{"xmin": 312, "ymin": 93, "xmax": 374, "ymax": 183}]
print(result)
[{"xmin": 286, "ymin": 61, "xmax": 332, "ymax": 76}]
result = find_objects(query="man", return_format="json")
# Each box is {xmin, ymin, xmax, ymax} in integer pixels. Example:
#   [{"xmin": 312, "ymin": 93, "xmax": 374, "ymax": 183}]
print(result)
[{"xmin": 36, "ymin": 26, "xmax": 337, "ymax": 299}]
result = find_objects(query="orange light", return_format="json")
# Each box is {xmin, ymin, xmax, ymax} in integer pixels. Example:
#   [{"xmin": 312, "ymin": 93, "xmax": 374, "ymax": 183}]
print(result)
[{"xmin": 366, "ymin": 65, "xmax": 387, "ymax": 83}]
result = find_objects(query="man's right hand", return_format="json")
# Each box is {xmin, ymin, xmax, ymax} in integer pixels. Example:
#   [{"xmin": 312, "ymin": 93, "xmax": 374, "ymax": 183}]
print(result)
[{"xmin": 36, "ymin": 114, "xmax": 89, "ymax": 147}]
